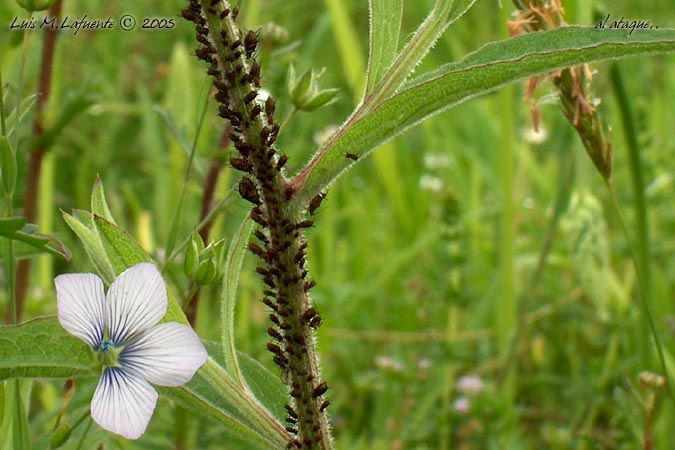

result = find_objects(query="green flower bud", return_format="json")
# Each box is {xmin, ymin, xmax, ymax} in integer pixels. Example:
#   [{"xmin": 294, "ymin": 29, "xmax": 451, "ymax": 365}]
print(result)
[
  {"xmin": 288, "ymin": 65, "xmax": 339, "ymax": 111},
  {"xmin": 17, "ymin": 0, "xmax": 57, "ymax": 12},
  {"xmin": 184, "ymin": 233, "xmax": 226, "ymax": 286}
]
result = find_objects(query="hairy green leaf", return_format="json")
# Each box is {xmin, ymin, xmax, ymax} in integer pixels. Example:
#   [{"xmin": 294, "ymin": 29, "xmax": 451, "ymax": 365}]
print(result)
[
  {"xmin": 295, "ymin": 26, "xmax": 675, "ymax": 206},
  {"xmin": 62, "ymin": 210, "xmax": 115, "ymax": 284},
  {"xmin": 90, "ymin": 176, "xmax": 115, "ymax": 224},
  {"xmin": 0, "ymin": 317, "xmax": 97, "ymax": 380},
  {"xmin": 94, "ymin": 215, "xmax": 151, "ymax": 275},
  {"xmin": 364, "ymin": 0, "xmax": 477, "ymax": 108},
  {"xmin": 366, "ymin": 0, "xmax": 403, "ymax": 94},
  {"xmin": 160, "ymin": 343, "xmax": 289, "ymax": 450}
]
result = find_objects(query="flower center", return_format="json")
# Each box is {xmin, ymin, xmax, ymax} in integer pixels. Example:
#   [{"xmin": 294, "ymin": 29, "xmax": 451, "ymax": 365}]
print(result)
[
  {"xmin": 97, "ymin": 338, "xmax": 122, "ymax": 367},
  {"xmin": 100, "ymin": 338, "xmax": 113, "ymax": 353}
]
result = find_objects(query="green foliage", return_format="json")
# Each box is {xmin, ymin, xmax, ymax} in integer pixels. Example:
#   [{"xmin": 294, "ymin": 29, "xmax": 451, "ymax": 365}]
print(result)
[
  {"xmin": 297, "ymin": 26, "xmax": 675, "ymax": 206},
  {"xmin": 0, "ymin": 217, "xmax": 70, "ymax": 260},
  {"xmin": 0, "ymin": 317, "xmax": 96, "ymax": 380},
  {"xmin": 1, "ymin": 0, "xmax": 675, "ymax": 448}
]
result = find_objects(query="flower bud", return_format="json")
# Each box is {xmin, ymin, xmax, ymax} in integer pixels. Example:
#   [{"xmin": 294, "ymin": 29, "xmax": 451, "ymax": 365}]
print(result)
[
  {"xmin": 17, "ymin": 0, "xmax": 57, "ymax": 11},
  {"xmin": 184, "ymin": 233, "xmax": 226, "ymax": 285},
  {"xmin": 288, "ymin": 65, "xmax": 339, "ymax": 112}
]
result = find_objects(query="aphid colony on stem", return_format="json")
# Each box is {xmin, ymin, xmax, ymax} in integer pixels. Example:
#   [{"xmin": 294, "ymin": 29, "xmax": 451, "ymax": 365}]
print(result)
[{"xmin": 182, "ymin": 1, "xmax": 333, "ymax": 448}]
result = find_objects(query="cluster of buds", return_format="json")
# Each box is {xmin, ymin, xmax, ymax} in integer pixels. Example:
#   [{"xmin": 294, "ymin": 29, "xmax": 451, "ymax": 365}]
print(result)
[
  {"xmin": 288, "ymin": 65, "xmax": 339, "ymax": 112},
  {"xmin": 509, "ymin": 0, "xmax": 613, "ymax": 182},
  {"xmin": 182, "ymin": 1, "xmax": 332, "ymax": 448},
  {"xmin": 184, "ymin": 232, "xmax": 226, "ymax": 286}
]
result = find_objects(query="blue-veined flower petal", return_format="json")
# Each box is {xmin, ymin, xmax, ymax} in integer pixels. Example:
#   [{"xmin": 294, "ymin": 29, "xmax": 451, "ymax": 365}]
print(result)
[
  {"xmin": 121, "ymin": 322, "xmax": 208, "ymax": 386},
  {"xmin": 91, "ymin": 367, "xmax": 158, "ymax": 440},
  {"xmin": 106, "ymin": 263, "xmax": 167, "ymax": 345},
  {"xmin": 55, "ymin": 273, "xmax": 105, "ymax": 349}
]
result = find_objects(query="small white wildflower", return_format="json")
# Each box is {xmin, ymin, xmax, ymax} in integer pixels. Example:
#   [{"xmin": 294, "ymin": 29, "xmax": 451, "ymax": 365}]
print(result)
[
  {"xmin": 375, "ymin": 355, "xmax": 394, "ymax": 370},
  {"xmin": 423, "ymin": 153, "xmax": 451, "ymax": 169},
  {"xmin": 417, "ymin": 358, "xmax": 432, "ymax": 370},
  {"xmin": 457, "ymin": 375, "xmax": 484, "ymax": 395},
  {"xmin": 453, "ymin": 397, "xmax": 470, "ymax": 414},
  {"xmin": 419, "ymin": 174, "xmax": 443, "ymax": 193},
  {"xmin": 55, "ymin": 263, "xmax": 207, "ymax": 440}
]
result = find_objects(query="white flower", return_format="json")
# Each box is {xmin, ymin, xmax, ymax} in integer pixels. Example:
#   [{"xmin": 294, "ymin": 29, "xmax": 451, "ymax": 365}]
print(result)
[
  {"xmin": 457, "ymin": 375, "xmax": 485, "ymax": 395},
  {"xmin": 55, "ymin": 263, "xmax": 207, "ymax": 440}
]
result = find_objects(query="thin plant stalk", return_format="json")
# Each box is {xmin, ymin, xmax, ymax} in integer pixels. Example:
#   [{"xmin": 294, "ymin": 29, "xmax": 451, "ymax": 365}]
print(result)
[{"xmin": 15, "ymin": 0, "xmax": 63, "ymax": 322}]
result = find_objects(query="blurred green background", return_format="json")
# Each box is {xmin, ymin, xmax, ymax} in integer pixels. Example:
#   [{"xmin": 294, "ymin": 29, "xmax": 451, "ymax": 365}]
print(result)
[{"xmin": 1, "ymin": 0, "xmax": 674, "ymax": 448}]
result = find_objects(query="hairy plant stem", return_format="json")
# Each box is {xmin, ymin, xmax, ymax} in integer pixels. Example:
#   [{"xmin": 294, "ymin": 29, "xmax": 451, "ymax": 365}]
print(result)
[
  {"xmin": 184, "ymin": 1, "xmax": 333, "ymax": 447},
  {"xmin": 13, "ymin": 0, "xmax": 63, "ymax": 323}
]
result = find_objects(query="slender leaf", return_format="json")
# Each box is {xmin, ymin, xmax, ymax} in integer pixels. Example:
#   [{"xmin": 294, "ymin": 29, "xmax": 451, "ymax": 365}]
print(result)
[
  {"xmin": 295, "ymin": 26, "xmax": 675, "ymax": 206},
  {"xmin": 366, "ymin": 0, "xmax": 403, "ymax": 94},
  {"xmin": 0, "ymin": 217, "xmax": 70, "ymax": 260},
  {"xmin": 90, "ymin": 176, "xmax": 115, "ymax": 224},
  {"xmin": 363, "ymin": 0, "xmax": 477, "ymax": 108},
  {"xmin": 220, "ymin": 217, "xmax": 253, "ymax": 386},
  {"xmin": 62, "ymin": 210, "xmax": 115, "ymax": 284}
]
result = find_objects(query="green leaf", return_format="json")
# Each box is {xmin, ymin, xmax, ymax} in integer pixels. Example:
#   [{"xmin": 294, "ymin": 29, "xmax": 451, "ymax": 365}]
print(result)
[
  {"xmin": 0, "ymin": 217, "xmax": 70, "ymax": 260},
  {"xmin": 220, "ymin": 217, "xmax": 253, "ymax": 386},
  {"xmin": 364, "ymin": 0, "xmax": 477, "ymax": 108},
  {"xmin": 160, "ymin": 343, "xmax": 289, "ymax": 450},
  {"xmin": 0, "ymin": 317, "xmax": 97, "ymax": 380},
  {"xmin": 237, "ymin": 351, "xmax": 287, "ymax": 423},
  {"xmin": 90, "ymin": 175, "xmax": 115, "ymax": 224},
  {"xmin": 366, "ymin": 0, "xmax": 403, "ymax": 94},
  {"xmin": 94, "ymin": 215, "xmax": 151, "ymax": 275},
  {"xmin": 295, "ymin": 26, "xmax": 675, "ymax": 206},
  {"xmin": 0, "ymin": 318, "xmax": 288, "ymax": 449},
  {"xmin": 62, "ymin": 210, "xmax": 115, "ymax": 284}
]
